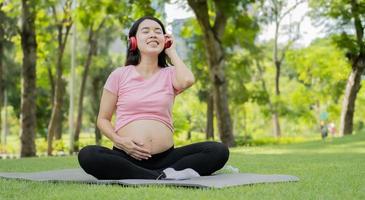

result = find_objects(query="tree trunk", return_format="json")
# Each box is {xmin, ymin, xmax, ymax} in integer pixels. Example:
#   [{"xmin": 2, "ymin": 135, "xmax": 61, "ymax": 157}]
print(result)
[
  {"xmin": 54, "ymin": 81, "xmax": 65, "ymax": 140},
  {"xmin": 270, "ymin": 0, "xmax": 304, "ymax": 137},
  {"xmin": 243, "ymin": 105, "xmax": 248, "ymax": 139},
  {"xmin": 48, "ymin": 58, "xmax": 67, "ymax": 155},
  {"xmin": 0, "ymin": 23, "xmax": 3, "ymax": 141},
  {"xmin": 73, "ymin": 28, "xmax": 96, "ymax": 152},
  {"xmin": 256, "ymin": 60, "xmax": 281, "ymax": 137},
  {"xmin": 91, "ymin": 74, "xmax": 103, "ymax": 146},
  {"xmin": 206, "ymin": 91, "xmax": 214, "ymax": 139},
  {"xmin": 20, "ymin": 0, "xmax": 37, "ymax": 157},
  {"xmin": 54, "ymin": 122, "xmax": 63, "ymax": 139},
  {"xmin": 47, "ymin": 64, "xmax": 55, "ymax": 107},
  {"xmin": 1, "ymin": 90, "xmax": 7, "ymax": 146},
  {"xmin": 186, "ymin": 114, "xmax": 192, "ymax": 140},
  {"xmin": 272, "ymin": 112, "xmax": 281, "ymax": 137},
  {"xmin": 93, "ymin": 96, "xmax": 102, "ymax": 145},
  {"xmin": 340, "ymin": 58, "xmax": 365, "ymax": 135},
  {"xmin": 188, "ymin": 0, "xmax": 234, "ymax": 147},
  {"xmin": 274, "ymin": 61, "xmax": 281, "ymax": 95},
  {"xmin": 211, "ymin": 65, "xmax": 234, "ymax": 146},
  {"xmin": 274, "ymin": 61, "xmax": 281, "ymax": 137},
  {"xmin": 47, "ymin": 31, "xmax": 68, "ymax": 156},
  {"xmin": 92, "ymin": 85, "xmax": 102, "ymax": 145},
  {"xmin": 273, "ymin": 29, "xmax": 282, "ymax": 137},
  {"xmin": 340, "ymin": 0, "xmax": 365, "ymax": 135},
  {"xmin": 95, "ymin": 118, "xmax": 102, "ymax": 145}
]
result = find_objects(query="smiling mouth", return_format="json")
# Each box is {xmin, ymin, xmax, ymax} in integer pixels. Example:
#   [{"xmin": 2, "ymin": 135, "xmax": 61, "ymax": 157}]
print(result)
[{"xmin": 147, "ymin": 41, "xmax": 159, "ymax": 45}]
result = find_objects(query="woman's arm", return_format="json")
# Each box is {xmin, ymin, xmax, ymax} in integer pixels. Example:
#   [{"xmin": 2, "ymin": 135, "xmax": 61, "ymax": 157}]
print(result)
[
  {"xmin": 97, "ymin": 89, "xmax": 119, "ymax": 142},
  {"xmin": 96, "ymin": 89, "xmax": 151, "ymax": 160},
  {"xmin": 165, "ymin": 34, "xmax": 195, "ymax": 91}
]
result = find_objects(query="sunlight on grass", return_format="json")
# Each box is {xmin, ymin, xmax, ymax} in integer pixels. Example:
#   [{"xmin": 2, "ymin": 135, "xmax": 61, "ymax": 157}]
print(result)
[{"xmin": 0, "ymin": 133, "xmax": 364, "ymax": 200}]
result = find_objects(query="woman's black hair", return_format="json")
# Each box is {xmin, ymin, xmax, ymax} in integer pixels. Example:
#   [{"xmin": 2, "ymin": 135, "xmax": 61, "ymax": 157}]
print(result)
[{"xmin": 125, "ymin": 16, "xmax": 170, "ymax": 68}]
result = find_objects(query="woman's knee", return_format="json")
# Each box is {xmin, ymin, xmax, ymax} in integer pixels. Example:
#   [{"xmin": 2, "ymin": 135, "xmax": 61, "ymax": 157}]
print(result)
[
  {"xmin": 216, "ymin": 142, "xmax": 230, "ymax": 163},
  {"xmin": 78, "ymin": 145, "xmax": 101, "ymax": 170},
  {"xmin": 204, "ymin": 141, "xmax": 230, "ymax": 162}
]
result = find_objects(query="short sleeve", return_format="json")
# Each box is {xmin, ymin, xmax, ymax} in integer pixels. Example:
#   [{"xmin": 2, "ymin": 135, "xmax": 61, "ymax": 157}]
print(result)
[
  {"xmin": 169, "ymin": 66, "xmax": 184, "ymax": 96},
  {"xmin": 103, "ymin": 68, "xmax": 121, "ymax": 95}
]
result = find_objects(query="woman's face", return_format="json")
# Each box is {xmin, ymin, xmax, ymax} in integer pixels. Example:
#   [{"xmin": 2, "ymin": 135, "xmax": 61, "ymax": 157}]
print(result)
[{"xmin": 136, "ymin": 19, "xmax": 166, "ymax": 55}]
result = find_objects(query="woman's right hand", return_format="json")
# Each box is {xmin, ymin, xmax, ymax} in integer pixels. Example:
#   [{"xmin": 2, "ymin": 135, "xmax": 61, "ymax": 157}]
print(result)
[{"xmin": 112, "ymin": 134, "xmax": 152, "ymax": 160}]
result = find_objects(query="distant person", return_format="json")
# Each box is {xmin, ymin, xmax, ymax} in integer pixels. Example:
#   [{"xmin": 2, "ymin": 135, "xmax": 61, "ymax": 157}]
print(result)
[
  {"xmin": 328, "ymin": 122, "xmax": 336, "ymax": 137},
  {"xmin": 77, "ymin": 16, "xmax": 229, "ymax": 180},
  {"xmin": 320, "ymin": 121, "xmax": 328, "ymax": 140}
]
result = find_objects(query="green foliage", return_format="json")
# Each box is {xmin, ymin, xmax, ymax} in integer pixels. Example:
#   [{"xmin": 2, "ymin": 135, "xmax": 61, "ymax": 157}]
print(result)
[
  {"xmin": 224, "ymin": 8, "xmax": 259, "ymax": 50},
  {"xmin": 173, "ymin": 86, "xmax": 207, "ymax": 136},
  {"xmin": 286, "ymin": 38, "xmax": 350, "ymax": 102},
  {"xmin": 235, "ymin": 135, "xmax": 311, "ymax": 146},
  {"xmin": 226, "ymin": 51, "xmax": 252, "ymax": 105},
  {"xmin": 308, "ymin": 0, "xmax": 365, "ymax": 55},
  {"xmin": 180, "ymin": 18, "xmax": 210, "ymax": 103},
  {"xmin": 332, "ymin": 33, "xmax": 360, "ymax": 56},
  {"xmin": 1, "ymin": 0, "xmax": 364, "ymax": 155},
  {"xmin": 285, "ymin": 38, "xmax": 350, "ymax": 123},
  {"xmin": 309, "ymin": 0, "xmax": 365, "ymax": 23}
]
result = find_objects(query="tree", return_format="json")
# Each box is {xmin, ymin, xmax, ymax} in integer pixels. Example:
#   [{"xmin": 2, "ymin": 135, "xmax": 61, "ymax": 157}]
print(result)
[
  {"xmin": 179, "ymin": 17, "xmax": 214, "ymax": 139},
  {"xmin": 309, "ymin": 0, "xmax": 365, "ymax": 135},
  {"xmin": 19, "ymin": 0, "xmax": 37, "ymax": 157},
  {"xmin": 0, "ymin": 2, "xmax": 6, "ymax": 144},
  {"xmin": 187, "ymin": 0, "xmax": 239, "ymax": 146},
  {"xmin": 260, "ymin": 0, "xmax": 304, "ymax": 137},
  {"xmin": 47, "ymin": 0, "xmax": 73, "ymax": 155},
  {"xmin": 0, "ymin": 1, "xmax": 18, "ymax": 146},
  {"xmin": 71, "ymin": 0, "xmax": 107, "ymax": 152},
  {"xmin": 286, "ymin": 38, "xmax": 350, "ymax": 132}
]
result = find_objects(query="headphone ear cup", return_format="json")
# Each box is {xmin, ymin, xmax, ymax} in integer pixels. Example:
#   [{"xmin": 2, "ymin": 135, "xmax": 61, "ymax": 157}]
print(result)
[
  {"xmin": 164, "ymin": 40, "xmax": 172, "ymax": 49},
  {"xmin": 129, "ymin": 37, "xmax": 137, "ymax": 51}
]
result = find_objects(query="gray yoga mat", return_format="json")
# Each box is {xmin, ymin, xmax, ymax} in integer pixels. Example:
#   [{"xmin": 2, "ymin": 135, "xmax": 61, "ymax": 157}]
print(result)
[{"xmin": 0, "ymin": 168, "xmax": 299, "ymax": 188}]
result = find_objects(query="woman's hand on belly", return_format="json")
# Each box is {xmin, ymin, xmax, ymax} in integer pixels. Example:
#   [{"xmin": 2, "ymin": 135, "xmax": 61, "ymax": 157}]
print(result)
[
  {"xmin": 117, "ymin": 120, "xmax": 174, "ymax": 154},
  {"xmin": 113, "ymin": 135, "xmax": 152, "ymax": 160}
]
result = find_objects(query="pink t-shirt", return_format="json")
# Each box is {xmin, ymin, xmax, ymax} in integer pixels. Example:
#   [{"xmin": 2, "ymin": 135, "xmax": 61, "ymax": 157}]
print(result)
[{"xmin": 103, "ymin": 65, "xmax": 182, "ymax": 133}]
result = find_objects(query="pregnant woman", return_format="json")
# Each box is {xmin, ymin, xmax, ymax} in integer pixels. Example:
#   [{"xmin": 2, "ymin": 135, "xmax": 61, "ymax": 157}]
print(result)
[{"xmin": 78, "ymin": 16, "xmax": 229, "ymax": 180}]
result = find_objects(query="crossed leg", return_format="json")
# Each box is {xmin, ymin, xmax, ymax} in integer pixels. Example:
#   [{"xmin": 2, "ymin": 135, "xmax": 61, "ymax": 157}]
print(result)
[{"xmin": 78, "ymin": 141, "xmax": 229, "ymax": 180}]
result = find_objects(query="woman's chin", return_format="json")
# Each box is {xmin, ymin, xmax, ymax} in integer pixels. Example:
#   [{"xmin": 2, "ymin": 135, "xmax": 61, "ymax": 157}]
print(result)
[{"xmin": 140, "ymin": 48, "xmax": 164, "ymax": 55}]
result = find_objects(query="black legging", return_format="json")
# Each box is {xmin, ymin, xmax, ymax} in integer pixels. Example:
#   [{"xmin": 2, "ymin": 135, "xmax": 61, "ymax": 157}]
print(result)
[{"xmin": 78, "ymin": 141, "xmax": 229, "ymax": 180}]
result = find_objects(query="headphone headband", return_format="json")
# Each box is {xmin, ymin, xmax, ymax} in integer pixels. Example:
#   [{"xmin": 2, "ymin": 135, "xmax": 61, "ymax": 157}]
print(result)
[{"xmin": 128, "ymin": 36, "xmax": 172, "ymax": 52}]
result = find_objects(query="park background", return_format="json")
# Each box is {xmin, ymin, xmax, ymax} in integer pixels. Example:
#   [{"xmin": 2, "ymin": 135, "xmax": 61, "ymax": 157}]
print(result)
[
  {"xmin": 0, "ymin": 0, "xmax": 364, "ymax": 157},
  {"xmin": 0, "ymin": 0, "xmax": 364, "ymax": 199}
]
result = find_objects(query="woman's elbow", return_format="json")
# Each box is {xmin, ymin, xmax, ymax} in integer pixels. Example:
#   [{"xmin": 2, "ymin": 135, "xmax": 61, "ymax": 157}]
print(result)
[
  {"xmin": 185, "ymin": 75, "xmax": 195, "ymax": 87},
  {"xmin": 96, "ymin": 116, "xmax": 106, "ymax": 130}
]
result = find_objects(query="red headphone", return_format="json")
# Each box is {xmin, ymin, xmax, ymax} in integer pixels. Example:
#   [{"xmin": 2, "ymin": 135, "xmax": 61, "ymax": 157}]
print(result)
[{"xmin": 128, "ymin": 36, "xmax": 172, "ymax": 51}]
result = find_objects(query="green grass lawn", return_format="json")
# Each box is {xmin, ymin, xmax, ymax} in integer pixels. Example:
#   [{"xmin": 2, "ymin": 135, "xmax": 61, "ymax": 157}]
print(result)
[{"xmin": 0, "ymin": 133, "xmax": 364, "ymax": 200}]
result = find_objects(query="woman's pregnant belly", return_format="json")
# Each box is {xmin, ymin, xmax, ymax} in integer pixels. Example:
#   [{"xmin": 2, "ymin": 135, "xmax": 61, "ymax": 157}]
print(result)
[{"xmin": 116, "ymin": 119, "xmax": 174, "ymax": 155}]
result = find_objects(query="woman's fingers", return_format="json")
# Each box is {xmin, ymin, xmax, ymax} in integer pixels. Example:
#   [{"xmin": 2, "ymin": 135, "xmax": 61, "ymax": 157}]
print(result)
[
  {"xmin": 164, "ymin": 34, "xmax": 174, "ymax": 42},
  {"xmin": 132, "ymin": 146, "xmax": 151, "ymax": 159},
  {"xmin": 130, "ymin": 151, "xmax": 150, "ymax": 160},
  {"xmin": 130, "ymin": 154, "xmax": 142, "ymax": 161},
  {"xmin": 124, "ymin": 143, "xmax": 150, "ymax": 160},
  {"xmin": 132, "ymin": 141, "xmax": 150, "ymax": 153},
  {"xmin": 114, "ymin": 139, "xmax": 150, "ymax": 160},
  {"xmin": 135, "ymin": 145, "xmax": 151, "ymax": 154},
  {"xmin": 135, "ymin": 151, "xmax": 151, "ymax": 159}
]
